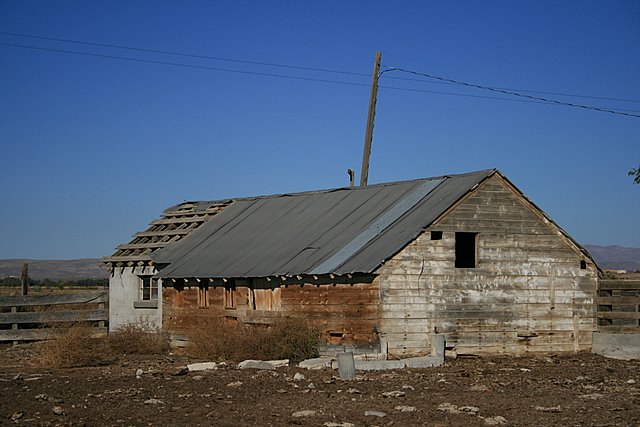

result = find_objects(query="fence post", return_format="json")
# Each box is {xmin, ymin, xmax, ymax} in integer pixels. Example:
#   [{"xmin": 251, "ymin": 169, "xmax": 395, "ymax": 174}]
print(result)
[
  {"xmin": 11, "ymin": 306, "xmax": 18, "ymax": 346},
  {"xmin": 98, "ymin": 301, "xmax": 105, "ymax": 329},
  {"xmin": 21, "ymin": 263, "xmax": 29, "ymax": 296}
]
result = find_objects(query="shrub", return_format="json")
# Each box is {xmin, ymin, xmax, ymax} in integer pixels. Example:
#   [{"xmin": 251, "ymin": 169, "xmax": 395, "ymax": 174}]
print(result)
[
  {"xmin": 185, "ymin": 317, "xmax": 252, "ymax": 361},
  {"xmin": 267, "ymin": 317, "xmax": 321, "ymax": 362},
  {"xmin": 185, "ymin": 316, "xmax": 320, "ymax": 363},
  {"xmin": 35, "ymin": 322, "xmax": 112, "ymax": 368},
  {"xmin": 34, "ymin": 320, "xmax": 170, "ymax": 368},
  {"xmin": 108, "ymin": 320, "xmax": 170, "ymax": 355}
]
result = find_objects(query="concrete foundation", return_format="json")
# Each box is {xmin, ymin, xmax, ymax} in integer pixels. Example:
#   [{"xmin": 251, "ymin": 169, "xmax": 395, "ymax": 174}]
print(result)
[
  {"xmin": 592, "ymin": 332, "xmax": 640, "ymax": 360},
  {"xmin": 325, "ymin": 334, "xmax": 446, "ymax": 371}
]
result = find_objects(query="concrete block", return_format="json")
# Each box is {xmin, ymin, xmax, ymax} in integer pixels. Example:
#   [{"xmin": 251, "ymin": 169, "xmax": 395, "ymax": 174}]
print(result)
[
  {"xmin": 354, "ymin": 360, "xmax": 406, "ymax": 371},
  {"xmin": 592, "ymin": 332, "xmax": 640, "ymax": 360},
  {"xmin": 298, "ymin": 358, "xmax": 333, "ymax": 370},
  {"xmin": 431, "ymin": 334, "xmax": 445, "ymax": 358},
  {"xmin": 404, "ymin": 356, "xmax": 443, "ymax": 368},
  {"xmin": 337, "ymin": 352, "xmax": 356, "ymax": 379},
  {"xmin": 237, "ymin": 359, "xmax": 289, "ymax": 370},
  {"xmin": 187, "ymin": 362, "xmax": 217, "ymax": 371}
]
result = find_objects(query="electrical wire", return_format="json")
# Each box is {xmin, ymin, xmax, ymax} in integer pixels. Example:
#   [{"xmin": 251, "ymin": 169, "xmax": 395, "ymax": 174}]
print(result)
[
  {"xmin": 0, "ymin": 42, "xmax": 551, "ymax": 110},
  {"xmin": 383, "ymin": 74, "xmax": 640, "ymax": 104},
  {"xmin": 380, "ymin": 84, "xmax": 640, "ymax": 113},
  {"xmin": 0, "ymin": 42, "xmax": 371, "ymax": 89},
  {"xmin": 2, "ymin": 38, "xmax": 638, "ymax": 116},
  {"xmin": 0, "ymin": 31, "xmax": 368, "ymax": 78},
  {"xmin": 3, "ymin": 31, "xmax": 639, "ymax": 105},
  {"xmin": 381, "ymin": 65, "xmax": 640, "ymax": 118}
]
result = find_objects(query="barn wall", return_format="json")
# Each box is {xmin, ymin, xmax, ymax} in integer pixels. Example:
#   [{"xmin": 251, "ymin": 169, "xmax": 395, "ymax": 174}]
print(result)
[
  {"xmin": 162, "ymin": 277, "xmax": 380, "ymax": 351},
  {"xmin": 377, "ymin": 175, "xmax": 598, "ymax": 357},
  {"xmin": 108, "ymin": 266, "xmax": 162, "ymax": 331},
  {"xmin": 279, "ymin": 280, "xmax": 381, "ymax": 353}
]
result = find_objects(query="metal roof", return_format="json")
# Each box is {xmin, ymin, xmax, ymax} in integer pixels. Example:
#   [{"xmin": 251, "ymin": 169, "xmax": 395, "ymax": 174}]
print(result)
[{"xmin": 152, "ymin": 169, "xmax": 495, "ymax": 279}]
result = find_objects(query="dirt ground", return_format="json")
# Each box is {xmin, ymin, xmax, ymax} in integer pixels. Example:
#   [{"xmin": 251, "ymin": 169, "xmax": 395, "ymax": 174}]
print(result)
[{"xmin": 0, "ymin": 344, "xmax": 639, "ymax": 427}]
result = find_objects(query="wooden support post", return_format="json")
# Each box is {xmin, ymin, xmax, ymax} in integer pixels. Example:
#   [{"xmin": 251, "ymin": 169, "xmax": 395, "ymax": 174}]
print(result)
[
  {"xmin": 11, "ymin": 306, "xmax": 18, "ymax": 346},
  {"xmin": 98, "ymin": 301, "xmax": 105, "ymax": 329},
  {"xmin": 549, "ymin": 270, "xmax": 556, "ymax": 310},
  {"xmin": 21, "ymin": 263, "xmax": 29, "ymax": 296},
  {"xmin": 573, "ymin": 313, "xmax": 580, "ymax": 353},
  {"xmin": 359, "ymin": 51, "xmax": 382, "ymax": 187}
]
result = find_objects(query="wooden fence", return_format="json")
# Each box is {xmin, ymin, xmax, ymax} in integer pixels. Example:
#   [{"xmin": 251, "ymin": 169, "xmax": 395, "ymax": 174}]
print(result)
[
  {"xmin": 0, "ymin": 290, "xmax": 108, "ymax": 342},
  {"xmin": 597, "ymin": 280, "xmax": 640, "ymax": 333}
]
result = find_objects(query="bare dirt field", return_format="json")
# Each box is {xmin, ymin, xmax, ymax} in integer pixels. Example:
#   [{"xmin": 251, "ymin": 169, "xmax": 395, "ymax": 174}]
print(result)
[{"xmin": 1, "ymin": 344, "xmax": 639, "ymax": 427}]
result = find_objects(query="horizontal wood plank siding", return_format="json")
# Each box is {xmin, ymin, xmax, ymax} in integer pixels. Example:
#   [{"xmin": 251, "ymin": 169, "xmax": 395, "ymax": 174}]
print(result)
[
  {"xmin": 0, "ymin": 290, "xmax": 108, "ymax": 342},
  {"xmin": 596, "ymin": 279, "xmax": 639, "ymax": 331},
  {"xmin": 377, "ymin": 175, "xmax": 598, "ymax": 357},
  {"xmin": 162, "ymin": 279, "xmax": 380, "ymax": 349}
]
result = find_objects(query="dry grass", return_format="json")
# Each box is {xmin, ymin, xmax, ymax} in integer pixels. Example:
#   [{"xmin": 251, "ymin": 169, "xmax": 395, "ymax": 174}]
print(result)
[
  {"xmin": 34, "ymin": 317, "xmax": 318, "ymax": 368},
  {"xmin": 34, "ymin": 321, "xmax": 169, "ymax": 368},
  {"xmin": 35, "ymin": 322, "xmax": 112, "ymax": 368},
  {"xmin": 185, "ymin": 317, "xmax": 320, "ymax": 363},
  {"xmin": 108, "ymin": 320, "xmax": 170, "ymax": 355}
]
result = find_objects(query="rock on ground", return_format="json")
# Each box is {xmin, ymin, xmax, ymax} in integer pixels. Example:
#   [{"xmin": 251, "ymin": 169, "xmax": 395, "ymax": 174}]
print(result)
[{"xmin": 238, "ymin": 359, "xmax": 289, "ymax": 370}]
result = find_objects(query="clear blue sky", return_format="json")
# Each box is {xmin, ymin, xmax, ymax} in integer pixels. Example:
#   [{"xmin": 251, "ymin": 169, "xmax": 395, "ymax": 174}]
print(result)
[{"xmin": 1, "ymin": 1, "xmax": 639, "ymax": 260}]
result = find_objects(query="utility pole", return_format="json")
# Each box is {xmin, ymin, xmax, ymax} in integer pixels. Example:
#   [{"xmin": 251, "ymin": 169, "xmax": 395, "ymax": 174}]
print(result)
[{"xmin": 360, "ymin": 51, "xmax": 382, "ymax": 187}]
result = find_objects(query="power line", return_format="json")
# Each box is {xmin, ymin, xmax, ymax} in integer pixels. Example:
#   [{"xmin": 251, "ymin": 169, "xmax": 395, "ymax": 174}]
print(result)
[
  {"xmin": 382, "ymin": 66, "xmax": 640, "ymax": 118},
  {"xmin": 381, "ymin": 84, "xmax": 576, "ymax": 106},
  {"xmin": 0, "ymin": 31, "xmax": 368, "ymax": 78},
  {"xmin": 3, "ymin": 31, "xmax": 639, "ymax": 105},
  {"xmin": 0, "ymin": 42, "xmax": 560, "ymax": 110},
  {"xmin": 380, "ymin": 83, "xmax": 640, "ymax": 113},
  {"xmin": 384, "ymin": 74, "xmax": 640, "ymax": 105},
  {"xmin": 0, "ymin": 42, "xmax": 371, "ymax": 89},
  {"xmin": 2, "ymin": 40, "xmax": 639, "ymax": 115}
]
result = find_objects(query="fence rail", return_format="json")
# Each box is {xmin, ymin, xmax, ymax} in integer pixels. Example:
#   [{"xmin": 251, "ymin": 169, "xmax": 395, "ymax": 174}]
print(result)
[
  {"xmin": 0, "ymin": 290, "xmax": 108, "ymax": 342},
  {"xmin": 598, "ymin": 280, "xmax": 640, "ymax": 333}
]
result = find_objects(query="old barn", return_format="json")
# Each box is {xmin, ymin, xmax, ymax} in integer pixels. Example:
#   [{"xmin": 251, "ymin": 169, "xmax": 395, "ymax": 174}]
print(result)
[{"xmin": 102, "ymin": 169, "xmax": 599, "ymax": 358}]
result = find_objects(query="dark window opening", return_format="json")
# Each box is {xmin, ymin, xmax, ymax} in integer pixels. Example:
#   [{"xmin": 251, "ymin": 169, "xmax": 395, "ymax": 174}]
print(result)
[
  {"xmin": 430, "ymin": 231, "xmax": 443, "ymax": 240},
  {"xmin": 580, "ymin": 260, "xmax": 587, "ymax": 270},
  {"xmin": 455, "ymin": 232, "xmax": 478, "ymax": 268}
]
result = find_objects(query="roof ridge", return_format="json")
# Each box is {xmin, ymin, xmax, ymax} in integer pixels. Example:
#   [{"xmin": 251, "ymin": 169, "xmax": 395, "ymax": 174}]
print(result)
[{"xmin": 167, "ymin": 168, "xmax": 497, "ymax": 209}]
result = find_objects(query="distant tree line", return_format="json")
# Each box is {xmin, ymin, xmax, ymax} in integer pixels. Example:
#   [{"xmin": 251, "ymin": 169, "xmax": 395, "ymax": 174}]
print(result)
[{"xmin": 0, "ymin": 277, "xmax": 108, "ymax": 288}]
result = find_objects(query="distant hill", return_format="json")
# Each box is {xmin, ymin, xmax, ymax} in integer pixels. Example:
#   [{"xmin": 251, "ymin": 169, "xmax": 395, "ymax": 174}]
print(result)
[
  {"xmin": 0, "ymin": 259, "xmax": 108, "ymax": 280},
  {"xmin": 583, "ymin": 245, "xmax": 640, "ymax": 271},
  {"xmin": 1, "ymin": 245, "xmax": 639, "ymax": 279}
]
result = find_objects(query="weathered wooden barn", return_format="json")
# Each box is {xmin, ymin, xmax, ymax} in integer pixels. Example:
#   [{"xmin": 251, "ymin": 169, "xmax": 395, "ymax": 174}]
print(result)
[{"xmin": 102, "ymin": 169, "xmax": 599, "ymax": 357}]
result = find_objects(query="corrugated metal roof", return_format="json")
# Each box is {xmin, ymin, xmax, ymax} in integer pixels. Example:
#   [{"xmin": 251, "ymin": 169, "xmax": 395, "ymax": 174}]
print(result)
[{"xmin": 153, "ymin": 169, "xmax": 495, "ymax": 279}]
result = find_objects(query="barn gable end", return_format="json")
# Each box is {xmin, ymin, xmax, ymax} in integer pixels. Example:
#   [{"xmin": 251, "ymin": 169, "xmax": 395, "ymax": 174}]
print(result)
[{"xmin": 377, "ymin": 174, "xmax": 598, "ymax": 357}]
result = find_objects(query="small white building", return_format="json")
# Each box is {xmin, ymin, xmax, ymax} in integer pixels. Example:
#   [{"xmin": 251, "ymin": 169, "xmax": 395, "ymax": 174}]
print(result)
[{"xmin": 102, "ymin": 201, "xmax": 230, "ymax": 330}]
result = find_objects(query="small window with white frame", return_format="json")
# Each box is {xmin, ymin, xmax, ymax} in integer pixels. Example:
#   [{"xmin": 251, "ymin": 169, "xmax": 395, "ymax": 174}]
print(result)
[{"xmin": 139, "ymin": 276, "xmax": 159, "ymax": 301}]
